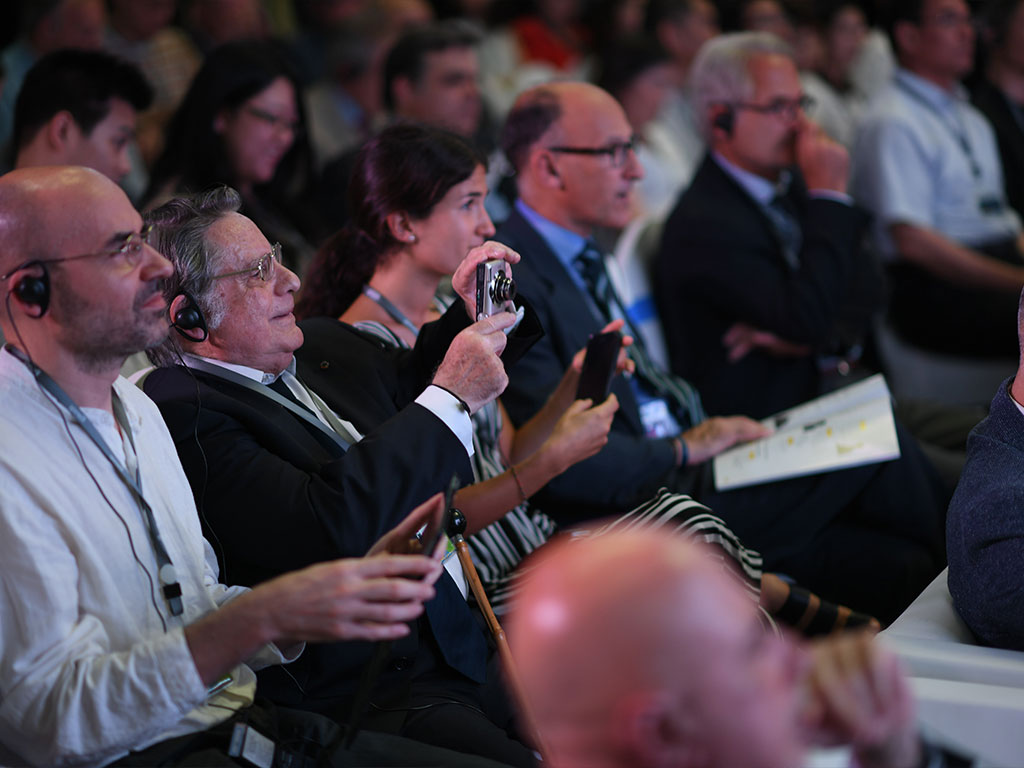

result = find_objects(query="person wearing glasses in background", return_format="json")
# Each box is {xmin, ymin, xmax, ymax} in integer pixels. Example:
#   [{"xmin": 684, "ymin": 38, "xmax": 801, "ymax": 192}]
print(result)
[
  {"xmin": 650, "ymin": 32, "xmax": 978, "ymax": 502},
  {"xmin": 496, "ymin": 80, "xmax": 946, "ymax": 625},
  {"xmin": 144, "ymin": 40, "xmax": 322, "ymax": 276},
  {"xmin": 653, "ymin": 32, "xmax": 870, "ymax": 421}
]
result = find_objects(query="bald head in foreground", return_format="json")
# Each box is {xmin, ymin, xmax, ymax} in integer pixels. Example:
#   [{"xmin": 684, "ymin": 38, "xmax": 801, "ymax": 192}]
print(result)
[{"xmin": 508, "ymin": 532, "xmax": 932, "ymax": 768}]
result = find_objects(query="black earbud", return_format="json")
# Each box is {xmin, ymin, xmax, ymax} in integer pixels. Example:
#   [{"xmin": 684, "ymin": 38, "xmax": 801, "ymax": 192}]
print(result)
[
  {"xmin": 171, "ymin": 291, "xmax": 209, "ymax": 342},
  {"xmin": 11, "ymin": 261, "xmax": 50, "ymax": 316},
  {"xmin": 713, "ymin": 107, "xmax": 735, "ymax": 136}
]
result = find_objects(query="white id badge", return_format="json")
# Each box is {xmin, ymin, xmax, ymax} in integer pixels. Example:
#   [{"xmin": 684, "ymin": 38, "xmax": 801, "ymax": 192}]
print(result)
[
  {"xmin": 228, "ymin": 723, "xmax": 275, "ymax": 768},
  {"xmin": 639, "ymin": 398, "xmax": 676, "ymax": 438}
]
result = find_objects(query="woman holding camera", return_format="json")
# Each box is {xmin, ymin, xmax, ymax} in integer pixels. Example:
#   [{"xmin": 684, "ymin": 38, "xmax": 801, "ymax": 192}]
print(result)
[{"xmin": 296, "ymin": 124, "xmax": 873, "ymax": 634}]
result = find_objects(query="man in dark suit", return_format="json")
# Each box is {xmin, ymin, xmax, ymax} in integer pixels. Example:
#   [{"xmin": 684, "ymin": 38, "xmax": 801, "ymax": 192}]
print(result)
[
  {"xmin": 495, "ymin": 80, "xmax": 946, "ymax": 624},
  {"xmin": 653, "ymin": 31, "xmax": 876, "ymax": 420},
  {"xmin": 141, "ymin": 187, "xmax": 538, "ymax": 766},
  {"xmin": 654, "ymin": 32, "xmax": 978, "ymax": 489}
]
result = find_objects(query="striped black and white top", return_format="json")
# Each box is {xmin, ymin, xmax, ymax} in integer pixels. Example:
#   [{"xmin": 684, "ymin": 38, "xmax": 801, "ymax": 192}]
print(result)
[{"xmin": 355, "ymin": 314, "xmax": 764, "ymax": 616}]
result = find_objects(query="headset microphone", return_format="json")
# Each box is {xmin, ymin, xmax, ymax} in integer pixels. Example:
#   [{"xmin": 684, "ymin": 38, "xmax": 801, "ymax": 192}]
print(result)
[
  {"xmin": 171, "ymin": 291, "xmax": 208, "ymax": 342},
  {"xmin": 713, "ymin": 107, "xmax": 735, "ymax": 136},
  {"xmin": 8, "ymin": 261, "xmax": 51, "ymax": 316}
]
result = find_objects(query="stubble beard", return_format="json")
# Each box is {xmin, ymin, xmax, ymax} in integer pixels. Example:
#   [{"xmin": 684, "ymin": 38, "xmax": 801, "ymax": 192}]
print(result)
[{"xmin": 53, "ymin": 279, "xmax": 169, "ymax": 374}]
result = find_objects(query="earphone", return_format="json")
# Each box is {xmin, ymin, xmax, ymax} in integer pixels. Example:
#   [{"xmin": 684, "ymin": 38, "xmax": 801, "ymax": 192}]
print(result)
[
  {"xmin": 9, "ymin": 261, "xmax": 51, "ymax": 316},
  {"xmin": 713, "ymin": 106, "xmax": 735, "ymax": 135},
  {"xmin": 171, "ymin": 291, "xmax": 209, "ymax": 342}
]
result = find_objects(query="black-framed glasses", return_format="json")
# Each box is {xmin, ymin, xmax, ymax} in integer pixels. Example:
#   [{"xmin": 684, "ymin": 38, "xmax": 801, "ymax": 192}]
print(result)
[
  {"xmin": 546, "ymin": 135, "xmax": 639, "ymax": 168},
  {"xmin": 731, "ymin": 95, "xmax": 815, "ymax": 121},
  {"xmin": 211, "ymin": 242, "xmax": 283, "ymax": 283}
]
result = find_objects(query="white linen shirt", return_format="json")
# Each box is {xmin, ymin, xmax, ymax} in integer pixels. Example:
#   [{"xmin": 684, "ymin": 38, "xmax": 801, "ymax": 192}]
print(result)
[
  {"xmin": 0, "ymin": 348, "xmax": 296, "ymax": 767},
  {"xmin": 851, "ymin": 68, "xmax": 1021, "ymax": 258}
]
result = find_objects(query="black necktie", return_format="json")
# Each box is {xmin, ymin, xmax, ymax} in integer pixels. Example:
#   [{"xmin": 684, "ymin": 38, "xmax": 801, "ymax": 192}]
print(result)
[
  {"xmin": 572, "ymin": 242, "xmax": 707, "ymax": 428},
  {"xmin": 765, "ymin": 193, "xmax": 802, "ymax": 270},
  {"xmin": 574, "ymin": 243, "xmax": 613, "ymax": 320}
]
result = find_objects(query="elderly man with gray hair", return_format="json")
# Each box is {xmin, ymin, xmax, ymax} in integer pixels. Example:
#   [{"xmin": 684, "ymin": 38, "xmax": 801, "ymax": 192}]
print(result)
[
  {"xmin": 653, "ymin": 31, "xmax": 866, "ymax": 419},
  {"xmin": 646, "ymin": 31, "xmax": 954, "ymax": 621},
  {"xmin": 140, "ymin": 186, "xmax": 543, "ymax": 766}
]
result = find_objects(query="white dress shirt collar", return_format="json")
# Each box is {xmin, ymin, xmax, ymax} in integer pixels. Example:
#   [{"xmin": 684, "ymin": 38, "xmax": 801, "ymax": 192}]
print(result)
[{"xmin": 183, "ymin": 353, "xmax": 293, "ymax": 385}]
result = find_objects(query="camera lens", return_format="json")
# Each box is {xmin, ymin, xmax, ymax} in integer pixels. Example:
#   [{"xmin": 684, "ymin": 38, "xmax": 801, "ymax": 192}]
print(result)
[{"xmin": 490, "ymin": 274, "xmax": 517, "ymax": 302}]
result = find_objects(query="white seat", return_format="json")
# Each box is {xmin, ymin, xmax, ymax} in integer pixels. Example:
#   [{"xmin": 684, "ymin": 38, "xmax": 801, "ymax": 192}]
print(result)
[{"xmin": 879, "ymin": 568, "xmax": 1024, "ymax": 764}]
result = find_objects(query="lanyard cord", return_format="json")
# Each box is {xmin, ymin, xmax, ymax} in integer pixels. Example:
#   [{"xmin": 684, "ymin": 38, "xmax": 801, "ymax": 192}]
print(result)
[
  {"xmin": 361, "ymin": 284, "xmax": 422, "ymax": 338},
  {"xmin": 895, "ymin": 78, "xmax": 982, "ymax": 179},
  {"xmin": 7, "ymin": 345, "xmax": 183, "ymax": 618}
]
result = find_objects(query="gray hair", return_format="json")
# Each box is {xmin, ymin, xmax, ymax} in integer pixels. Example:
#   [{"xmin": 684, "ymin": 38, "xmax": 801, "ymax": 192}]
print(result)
[
  {"xmin": 689, "ymin": 31, "xmax": 793, "ymax": 140},
  {"xmin": 144, "ymin": 186, "xmax": 241, "ymax": 367}
]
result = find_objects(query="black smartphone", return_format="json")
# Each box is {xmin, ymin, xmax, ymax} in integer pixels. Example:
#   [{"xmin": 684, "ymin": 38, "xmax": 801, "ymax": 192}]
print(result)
[
  {"xmin": 417, "ymin": 473, "xmax": 460, "ymax": 556},
  {"xmin": 576, "ymin": 331, "xmax": 622, "ymax": 404}
]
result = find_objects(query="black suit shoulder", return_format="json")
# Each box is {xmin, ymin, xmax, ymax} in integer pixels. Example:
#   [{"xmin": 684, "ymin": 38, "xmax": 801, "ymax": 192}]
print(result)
[{"xmin": 144, "ymin": 364, "xmax": 470, "ymax": 585}]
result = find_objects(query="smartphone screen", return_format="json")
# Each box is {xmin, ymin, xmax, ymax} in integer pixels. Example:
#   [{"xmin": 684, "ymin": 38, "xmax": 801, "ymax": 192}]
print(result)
[{"xmin": 576, "ymin": 331, "xmax": 622, "ymax": 404}]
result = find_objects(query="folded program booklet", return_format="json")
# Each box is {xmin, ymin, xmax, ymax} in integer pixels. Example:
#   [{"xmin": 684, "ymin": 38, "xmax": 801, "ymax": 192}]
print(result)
[{"xmin": 712, "ymin": 374, "xmax": 900, "ymax": 491}]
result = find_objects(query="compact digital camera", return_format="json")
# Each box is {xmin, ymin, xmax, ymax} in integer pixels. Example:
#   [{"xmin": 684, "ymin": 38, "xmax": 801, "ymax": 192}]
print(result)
[{"xmin": 475, "ymin": 259, "xmax": 517, "ymax": 320}]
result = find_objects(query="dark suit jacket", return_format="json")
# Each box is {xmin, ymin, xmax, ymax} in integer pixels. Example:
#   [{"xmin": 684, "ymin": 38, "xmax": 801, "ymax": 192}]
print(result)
[
  {"xmin": 947, "ymin": 377, "xmax": 1024, "ymax": 651},
  {"xmin": 495, "ymin": 209, "xmax": 947, "ymax": 622},
  {"xmin": 295, "ymin": 297, "xmax": 544, "ymax": 434},
  {"xmin": 495, "ymin": 208, "xmax": 680, "ymax": 519},
  {"xmin": 654, "ymin": 154, "xmax": 876, "ymax": 419},
  {"xmin": 973, "ymin": 80, "xmax": 1024, "ymax": 221},
  {"xmin": 143, "ymin": 304, "xmax": 488, "ymax": 719}
]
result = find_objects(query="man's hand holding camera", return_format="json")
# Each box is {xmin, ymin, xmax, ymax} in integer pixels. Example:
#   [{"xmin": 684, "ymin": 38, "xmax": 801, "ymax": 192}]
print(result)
[
  {"xmin": 452, "ymin": 241, "xmax": 520, "ymax": 320},
  {"xmin": 431, "ymin": 242, "xmax": 522, "ymax": 414}
]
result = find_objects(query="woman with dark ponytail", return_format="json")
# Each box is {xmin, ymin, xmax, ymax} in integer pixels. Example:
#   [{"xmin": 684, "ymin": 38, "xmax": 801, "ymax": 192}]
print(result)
[
  {"xmin": 296, "ymin": 124, "xmax": 486, "ymax": 324},
  {"xmin": 297, "ymin": 123, "xmax": 878, "ymax": 634}
]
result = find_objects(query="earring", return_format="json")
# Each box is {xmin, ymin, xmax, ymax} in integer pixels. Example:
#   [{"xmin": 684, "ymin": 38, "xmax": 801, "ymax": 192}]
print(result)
[{"xmin": 407, "ymin": 234, "xmax": 418, "ymax": 243}]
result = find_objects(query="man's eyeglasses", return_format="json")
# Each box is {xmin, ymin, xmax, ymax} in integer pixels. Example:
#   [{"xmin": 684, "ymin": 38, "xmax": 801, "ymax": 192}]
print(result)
[
  {"xmin": 211, "ymin": 243, "xmax": 283, "ymax": 282},
  {"xmin": 52, "ymin": 224, "xmax": 155, "ymax": 267},
  {"xmin": 546, "ymin": 136, "xmax": 639, "ymax": 168},
  {"xmin": 0, "ymin": 225, "xmax": 156, "ymax": 282},
  {"xmin": 731, "ymin": 95, "xmax": 815, "ymax": 122}
]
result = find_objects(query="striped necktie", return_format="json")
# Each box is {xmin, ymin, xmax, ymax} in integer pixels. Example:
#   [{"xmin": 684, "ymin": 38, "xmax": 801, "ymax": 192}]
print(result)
[{"xmin": 573, "ymin": 242, "xmax": 706, "ymax": 428}]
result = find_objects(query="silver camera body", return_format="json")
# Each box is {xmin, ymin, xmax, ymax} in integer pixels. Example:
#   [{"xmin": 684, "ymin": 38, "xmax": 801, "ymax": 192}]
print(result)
[{"xmin": 475, "ymin": 259, "xmax": 517, "ymax": 320}]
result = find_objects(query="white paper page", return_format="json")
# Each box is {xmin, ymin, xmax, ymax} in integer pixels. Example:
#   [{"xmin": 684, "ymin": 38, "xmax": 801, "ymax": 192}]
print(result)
[
  {"xmin": 714, "ymin": 395, "xmax": 900, "ymax": 490},
  {"xmin": 761, "ymin": 373, "xmax": 892, "ymax": 430}
]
